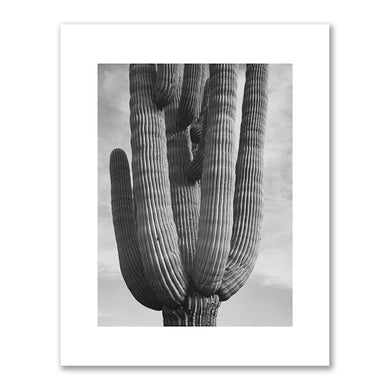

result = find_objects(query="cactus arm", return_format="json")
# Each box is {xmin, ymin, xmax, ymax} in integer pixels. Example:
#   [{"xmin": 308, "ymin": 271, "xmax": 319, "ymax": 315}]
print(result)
[
  {"xmin": 197, "ymin": 65, "xmax": 209, "ymax": 118},
  {"xmin": 153, "ymin": 64, "xmax": 180, "ymax": 109},
  {"xmin": 192, "ymin": 64, "xmax": 239, "ymax": 295},
  {"xmin": 219, "ymin": 64, "xmax": 269, "ymax": 301},
  {"xmin": 220, "ymin": 261, "xmax": 257, "ymax": 302},
  {"xmin": 187, "ymin": 78, "xmax": 210, "ymax": 181},
  {"xmin": 189, "ymin": 116, "xmax": 203, "ymax": 144},
  {"xmin": 190, "ymin": 78, "xmax": 210, "ymax": 144},
  {"xmin": 129, "ymin": 64, "xmax": 188, "ymax": 307},
  {"xmin": 199, "ymin": 65, "xmax": 210, "ymax": 100},
  {"xmin": 164, "ymin": 65, "xmax": 201, "ymax": 276},
  {"xmin": 109, "ymin": 148, "xmax": 162, "ymax": 310},
  {"xmin": 199, "ymin": 77, "xmax": 210, "ymax": 116},
  {"xmin": 176, "ymin": 64, "xmax": 204, "ymax": 131},
  {"xmin": 190, "ymin": 114, "xmax": 204, "ymax": 144},
  {"xmin": 187, "ymin": 138, "xmax": 205, "ymax": 182}
]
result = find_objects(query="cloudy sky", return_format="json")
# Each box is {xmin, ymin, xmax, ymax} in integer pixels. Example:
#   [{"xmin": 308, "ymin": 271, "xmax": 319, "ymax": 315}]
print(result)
[{"xmin": 98, "ymin": 64, "xmax": 292, "ymax": 326}]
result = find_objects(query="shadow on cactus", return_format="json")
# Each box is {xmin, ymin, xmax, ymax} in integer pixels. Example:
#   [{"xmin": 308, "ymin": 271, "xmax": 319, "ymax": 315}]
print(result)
[{"xmin": 110, "ymin": 64, "xmax": 268, "ymax": 326}]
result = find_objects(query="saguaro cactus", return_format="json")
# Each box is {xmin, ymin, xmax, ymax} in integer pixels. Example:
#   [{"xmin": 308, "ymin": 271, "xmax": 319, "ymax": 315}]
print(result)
[{"xmin": 110, "ymin": 63, "xmax": 269, "ymax": 326}]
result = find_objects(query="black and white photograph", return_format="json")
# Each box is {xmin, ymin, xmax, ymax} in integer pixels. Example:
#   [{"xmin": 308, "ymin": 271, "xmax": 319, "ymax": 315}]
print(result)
[
  {"xmin": 60, "ymin": 24, "xmax": 329, "ymax": 365},
  {"xmin": 98, "ymin": 64, "xmax": 292, "ymax": 326}
]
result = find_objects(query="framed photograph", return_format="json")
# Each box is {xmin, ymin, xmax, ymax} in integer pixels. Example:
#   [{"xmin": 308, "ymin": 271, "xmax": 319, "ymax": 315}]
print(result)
[{"xmin": 60, "ymin": 24, "xmax": 329, "ymax": 366}]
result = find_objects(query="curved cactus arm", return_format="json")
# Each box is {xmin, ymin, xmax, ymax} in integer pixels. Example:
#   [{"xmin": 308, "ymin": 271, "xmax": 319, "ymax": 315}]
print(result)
[
  {"xmin": 187, "ymin": 78, "xmax": 210, "ymax": 180},
  {"xmin": 154, "ymin": 64, "xmax": 180, "ymax": 109},
  {"xmin": 187, "ymin": 138, "xmax": 205, "ymax": 182},
  {"xmin": 192, "ymin": 64, "xmax": 239, "ymax": 295},
  {"xmin": 190, "ymin": 115, "xmax": 204, "ymax": 144},
  {"xmin": 190, "ymin": 78, "xmax": 210, "ymax": 144},
  {"xmin": 176, "ymin": 64, "xmax": 204, "ymax": 131},
  {"xmin": 164, "ymin": 65, "xmax": 201, "ymax": 277},
  {"xmin": 197, "ymin": 65, "xmax": 209, "ymax": 118},
  {"xmin": 129, "ymin": 64, "xmax": 188, "ymax": 307},
  {"xmin": 219, "ymin": 260, "xmax": 257, "ymax": 302},
  {"xmin": 109, "ymin": 149, "xmax": 162, "ymax": 310},
  {"xmin": 219, "ymin": 64, "xmax": 269, "ymax": 301},
  {"xmin": 199, "ymin": 65, "xmax": 210, "ymax": 100},
  {"xmin": 199, "ymin": 76, "xmax": 210, "ymax": 118}
]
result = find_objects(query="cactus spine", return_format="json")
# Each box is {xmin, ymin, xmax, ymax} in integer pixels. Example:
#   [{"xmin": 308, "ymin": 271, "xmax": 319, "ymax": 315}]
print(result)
[{"xmin": 110, "ymin": 63, "xmax": 269, "ymax": 326}]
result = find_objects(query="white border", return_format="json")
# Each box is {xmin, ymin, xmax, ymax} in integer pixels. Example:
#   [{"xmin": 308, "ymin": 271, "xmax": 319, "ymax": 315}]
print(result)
[{"xmin": 60, "ymin": 24, "xmax": 329, "ymax": 366}]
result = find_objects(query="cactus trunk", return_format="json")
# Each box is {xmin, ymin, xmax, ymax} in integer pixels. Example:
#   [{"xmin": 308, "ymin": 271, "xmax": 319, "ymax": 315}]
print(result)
[{"xmin": 162, "ymin": 292, "xmax": 220, "ymax": 326}]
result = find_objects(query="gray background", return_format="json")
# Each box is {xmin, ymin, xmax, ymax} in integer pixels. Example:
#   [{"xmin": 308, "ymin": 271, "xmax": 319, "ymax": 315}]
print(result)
[{"xmin": 98, "ymin": 64, "xmax": 292, "ymax": 326}]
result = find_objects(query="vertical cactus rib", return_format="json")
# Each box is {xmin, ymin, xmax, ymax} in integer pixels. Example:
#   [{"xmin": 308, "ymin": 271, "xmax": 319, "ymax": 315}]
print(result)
[
  {"xmin": 219, "ymin": 64, "xmax": 269, "ymax": 301},
  {"xmin": 164, "ymin": 65, "xmax": 201, "ymax": 277},
  {"xmin": 154, "ymin": 64, "xmax": 179, "ymax": 109},
  {"xmin": 129, "ymin": 64, "xmax": 188, "ymax": 307},
  {"xmin": 176, "ymin": 64, "xmax": 204, "ymax": 131},
  {"xmin": 192, "ymin": 64, "xmax": 239, "ymax": 295},
  {"xmin": 109, "ymin": 149, "xmax": 162, "ymax": 310}
]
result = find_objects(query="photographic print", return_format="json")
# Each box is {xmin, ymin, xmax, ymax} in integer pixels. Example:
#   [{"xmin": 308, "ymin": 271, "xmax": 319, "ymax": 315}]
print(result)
[
  {"xmin": 98, "ymin": 64, "xmax": 292, "ymax": 327},
  {"xmin": 61, "ymin": 24, "xmax": 328, "ymax": 365}
]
